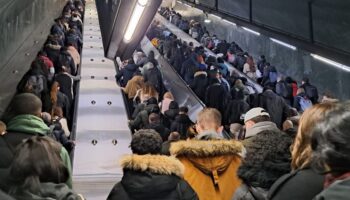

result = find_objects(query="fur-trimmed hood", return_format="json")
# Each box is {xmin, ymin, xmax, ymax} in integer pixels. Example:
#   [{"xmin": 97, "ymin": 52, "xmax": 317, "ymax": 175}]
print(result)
[
  {"xmin": 170, "ymin": 139, "xmax": 243, "ymax": 157},
  {"xmin": 120, "ymin": 154, "xmax": 184, "ymax": 178},
  {"xmin": 194, "ymin": 71, "xmax": 207, "ymax": 77}
]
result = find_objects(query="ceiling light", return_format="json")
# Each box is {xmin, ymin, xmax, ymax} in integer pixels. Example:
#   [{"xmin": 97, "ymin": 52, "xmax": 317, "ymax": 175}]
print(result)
[
  {"xmin": 270, "ymin": 38, "xmax": 297, "ymax": 50},
  {"xmin": 242, "ymin": 27, "xmax": 260, "ymax": 36},
  {"xmin": 204, "ymin": 19, "xmax": 211, "ymax": 23},
  {"xmin": 311, "ymin": 54, "xmax": 350, "ymax": 72},
  {"xmin": 184, "ymin": 3, "xmax": 192, "ymax": 8},
  {"xmin": 124, "ymin": 0, "xmax": 149, "ymax": 42}
]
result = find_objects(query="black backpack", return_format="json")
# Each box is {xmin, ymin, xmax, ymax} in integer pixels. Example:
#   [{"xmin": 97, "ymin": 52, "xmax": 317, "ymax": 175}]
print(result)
[{"xmin": 304, "ymin": 85, "xmax": 318, "ymax": 99}]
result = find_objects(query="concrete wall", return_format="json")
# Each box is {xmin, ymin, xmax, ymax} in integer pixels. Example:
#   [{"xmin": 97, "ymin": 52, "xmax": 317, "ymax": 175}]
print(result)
[
  {"xmin": 173, "ymin": 3, "xmax": 350, "ymax": 100},
  {"xmin": 0, "ymin": 0, "xmax": 67, "ymax": 117}
]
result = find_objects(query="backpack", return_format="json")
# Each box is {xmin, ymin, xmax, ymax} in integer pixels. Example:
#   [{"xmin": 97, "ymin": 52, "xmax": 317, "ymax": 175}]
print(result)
[
  {"xmin": 304, "ymin": 85, "xmax": 318, "ymax": 100},
  {"xmin": 299, "ymin": 96, "xmax": 313, "ymax": 112},
  {"xmin": 25, "ymin": 75, "xmax": 45, "ymax": 96}
]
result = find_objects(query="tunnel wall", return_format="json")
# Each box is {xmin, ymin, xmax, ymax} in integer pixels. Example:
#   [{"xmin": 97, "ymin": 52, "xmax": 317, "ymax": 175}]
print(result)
[
  {"xmin": 173, "ymin": 3, "xmax": 350, "ymax": 100},
  {"xmin": 0, "ymin": 0, "xmax": 67, "ymax": 117}
]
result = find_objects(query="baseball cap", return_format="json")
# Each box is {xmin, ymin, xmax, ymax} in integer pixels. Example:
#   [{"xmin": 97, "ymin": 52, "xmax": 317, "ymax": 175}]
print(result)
[{"xmin": 244, "ymin": 107, "xmax": 270, "ymax": 123}]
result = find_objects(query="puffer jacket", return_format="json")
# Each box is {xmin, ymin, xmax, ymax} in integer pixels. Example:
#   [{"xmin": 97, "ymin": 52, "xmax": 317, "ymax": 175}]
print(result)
[
  {"xmin": 170, "ymin": 136, "xmax": 243, "ymax": 200},
  {"xmin": 190, "ymin": 71, "xmax": 208, "ymax": 102},
  {"xmin": 107, "ymin": 154, "xmax": 198, "ymax": 200}
]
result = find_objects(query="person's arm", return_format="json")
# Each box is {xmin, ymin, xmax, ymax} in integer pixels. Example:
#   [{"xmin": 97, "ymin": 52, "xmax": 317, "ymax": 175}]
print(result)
[
  {"xmin": 59, "ymin": 147, "xmax": 72, "ymax": 188},
  {"xmin": 60, "ymin": 118, "xmax": 71, "ymax": 137}
]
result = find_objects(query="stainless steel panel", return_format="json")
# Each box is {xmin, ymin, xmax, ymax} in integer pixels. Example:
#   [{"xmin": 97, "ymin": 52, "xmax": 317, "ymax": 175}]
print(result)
[{"xmin": 73, "ymin": 1, "xmax": 131, "ymax": 199}]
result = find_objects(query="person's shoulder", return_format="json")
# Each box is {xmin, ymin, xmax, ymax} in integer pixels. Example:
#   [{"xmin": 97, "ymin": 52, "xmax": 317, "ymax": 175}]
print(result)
[{"xmin": 314, "ymin": 178, "xmax": 350, "ymax": 200}]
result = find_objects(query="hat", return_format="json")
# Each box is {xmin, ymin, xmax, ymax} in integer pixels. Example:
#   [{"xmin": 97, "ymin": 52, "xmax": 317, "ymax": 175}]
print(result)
[{"xmin": 244, "ymin": 107, "xmax": 270, "ymax": 123}]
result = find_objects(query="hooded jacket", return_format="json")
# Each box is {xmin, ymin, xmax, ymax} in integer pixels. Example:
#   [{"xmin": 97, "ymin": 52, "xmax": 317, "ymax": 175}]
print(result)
[
  {"xmin": 0, "ymin": 115, "xmax": 72, "ymax": 189},
  {"xmin": 116, "ymin": 63, "xmax": 139, "ymax": 87},
  {"xmin": 107, "ymin": 154, "xmax": 198, "ymax": 200},
  {"xmin": 10, "ymin": 183, "xmax": 82, "ymax": 200},
  {"xmin": 190, "ymin": 71, "xmax": 208, "ymax": 102},
  {"xmin": 244, "ymin": 121, "xmax": 279, "ymax": 140},
  {"xmin": 170, "ymin": 138, "xmax": 243, "ymax": 200}
]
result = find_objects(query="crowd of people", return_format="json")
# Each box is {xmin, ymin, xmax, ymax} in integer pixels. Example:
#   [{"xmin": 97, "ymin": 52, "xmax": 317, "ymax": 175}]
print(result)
[
  {"xmin": 107, "ymin": 5, "xmax": 350, "ymax": 200},
  {"xmin": 0, "ymin": 0, "xmax": 85, "ymax": 199},
  {"xmin": 1, "ymin": 2, "xmax": 349, "ymax": 200}
]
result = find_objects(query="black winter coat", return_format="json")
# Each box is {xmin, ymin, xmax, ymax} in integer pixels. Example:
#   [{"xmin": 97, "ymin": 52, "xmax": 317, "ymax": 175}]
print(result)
[
  {"xmin": 268, "ymin": 168, "xmax": 324, "ymax": 200},
  {"xmin": 314, "ymin": 178, "xmax": 350, "ymax": 200},
  {"xmin": 55, "ymin": 73, "xmax": 74, "ymax": 103},
  {"xmin": 205, "ymin": 82, "xmax": 227, "ymax": 115},
  {"xmin": 258, "ymin": 90, "xmax": 290, "ymax": 128},
  {"xmin": 224, "ymin": 99, "xmax": 250, "ymax": 125},
  {"xmin": 116, "ymin": 64, "xmax": 139, "ymax": 87},
  {"xmin": 171, "ymin": 114, "xmax": 194, "ymax": 139},
  {"xmin": 190, "ymin": 71, "xmax": 208, "ymax": 102},
  {"xmin": 107, "ymin": 154, "xmax": 198, "ymax": 200},
  {"xmin": 143, "ymin": 66, "xmax": 164, "ymax": 94}
]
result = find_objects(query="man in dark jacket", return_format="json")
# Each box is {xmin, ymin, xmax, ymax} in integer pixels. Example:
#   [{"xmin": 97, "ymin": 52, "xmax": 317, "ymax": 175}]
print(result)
[
  {"xmin": 116, "ymin": 59, "xmax": 139, "ymax": 87},
  {"xmin": 205, "ymin": 75, "xmax": 228, "ymax": 115},
  {"xmin": 300, "ymin": 77, "xmax": 319, "ymax": 104},
  {"xmin": 190, "ymin": 70, "xmax": 208, "ymax": 102},
  {"xmin": 161, "ymin": 132, "xmax": 181, "ymax": 155},
  {"xmin": 258, "ymin": 85, "xmax": 290, "ymax": 128},
  {"xmin": 171, "ymin": 107, "xmax": 194, "ymax": 139},
  {"xmin": 129, "ymin": 98, "xmax": 159, "ymax": 131},
  {"xmin": 143, "ymin": 62, "xmax": 164, "ymax": 95},
  {"xmin": 0, "ymin": 93, "xmax": 72, "ymax": 190},
  {"xmin": 164, "ymin": 101, "xmax": 180, "ymax": 128},
  {"xmin": 275, "ymin": 76, "xmax": 293, "ymax": 106},
  {"xmin": 107, "ymin": 129, "xmax": 198, "ymax": 200}
]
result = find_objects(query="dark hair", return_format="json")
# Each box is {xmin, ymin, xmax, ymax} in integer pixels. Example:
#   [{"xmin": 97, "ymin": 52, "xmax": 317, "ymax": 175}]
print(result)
[
  {"xmin": 302, "ymin": 77, "xmax": 310, "ymax": 83},
  {"xmin": 250, "ymin": 115, "xmax": 271, "ymax": 123},
  {"xmin": 131, "ymin": 129, "xmax": 163, "ymax": 155},
  {"xmin": 9, "ymin": 136, "xmax": 68, "ymax": 194},
  {"xmin": 217, "ymin": 57, "xmax": 224, "ymax": 63},
  {"xmin": 147, "ymin": 97, "xmax": 158, "ymax": 105},
  {"xmin": 311, "ymin": 102, "xmax": 350, "ymax": 174},
  {"xmin": 149, "ymin": 113, "xmax": 161, "ymax": 124},
  {"xmin": 179, "ymin": 106, "xmax": 189, "ymax": 113},
  {"xmin": 169, "ymin": 101, "xmax": 179, "ymax": 110},
  {"xmin": 9, "ymin": 93, "xmax": 42, "ymax": 116}
]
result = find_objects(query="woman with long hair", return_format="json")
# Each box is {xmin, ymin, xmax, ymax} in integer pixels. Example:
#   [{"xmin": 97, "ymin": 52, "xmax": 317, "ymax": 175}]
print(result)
[
  {"xmin": 160, "ymin": 92, "xmax": 174, "ymax": 114},
  {"xmin": 8, "ymin": 136, "xmax": 83, "ymax": 200},
  {"xmin": 50, "ymin": 81, "xmax": 70, "ymax": 120},
  {"xmin": 268, "ymin": 103, "xmax": 337, "ymax": 200}
]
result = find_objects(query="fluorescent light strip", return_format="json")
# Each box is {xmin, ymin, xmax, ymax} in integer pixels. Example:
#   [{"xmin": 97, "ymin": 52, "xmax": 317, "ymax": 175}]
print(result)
[
  {"xmin": 311, "ymin": 54, "xmax": 350, "ymax": 72},
  {"xmin": 242, "ymin": 27, "xmax": 260, "ymax": 36},
  {"xmin": 184, "ymin": 3, "xmax": 192, "ymax": 8},
  {"xmin": 223, "ymin": 19, "xmax": 236, "ymax": 26},
  {"xmin": 210, "ymin": 14, "xmax": 221, "ymax": 20},
  {"xmin": 177, "ymin": 0, "xmax": 183, "ymax": 4},
  {"xmin": 124, "ymin": 0, "xmax": 148, "ymax": 42},
  {"xmin": 270, "ymin": 38, "xmax": 297, "ymax": 50}
]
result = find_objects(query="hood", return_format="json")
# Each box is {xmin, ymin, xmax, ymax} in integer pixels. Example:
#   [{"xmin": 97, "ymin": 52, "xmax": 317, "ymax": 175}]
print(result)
[
  {"xmin": 125, "ymin": 64, "xmax": 138, "ymax": 72},
  {"xmin": 7, "ymin": 115, "xmax": 49, "ymax": 135},
  {"xmin": 120, "ymin": 155, "xmax": 184, "ymax": 199},
  {"xmin": 245, "ymin": 121, "xmax": 279, "ymax": 139},
  {"xmin": 120, "ymin": 154, "xmax": 184, "ymax": 177},
  {"xmin": 46, "ymin": 43, "xmax": 61, "ymax": 50},
  {"xmin": 144, "ymin": 104, "xmax": 159, "ymax": 113},
  {"xmin": 170, "ymin": 140, "xmax": 243, "ymax": 185},
  {"xmin": 194, "ymin": 71, "xmax": 207, "ymax": 77},
  {"xmin": 12, "ymin": 182, "xmax": 81, "ymax": 200}
]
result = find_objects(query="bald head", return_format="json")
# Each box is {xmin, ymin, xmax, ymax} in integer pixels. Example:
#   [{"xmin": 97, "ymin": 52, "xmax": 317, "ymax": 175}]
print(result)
[{"xmin": 10, "ymin": 93, "xmax": 42, "ymax": 116}]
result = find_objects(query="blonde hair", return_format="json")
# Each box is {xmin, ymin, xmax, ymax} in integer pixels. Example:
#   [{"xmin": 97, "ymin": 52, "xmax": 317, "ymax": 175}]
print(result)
[
  {"xmin": 124, "ymin": 75, "xmax": 144, "ymax": 99},
  {"xmin": 163, "ymin": 92, "xmax": 174, "ymax": 100},
  {"xmin": 291, "ymin": 103, "xmax": 337, "ymax": 170},
  {"xmin": 197, "ymin": 108, "xmax": 221, "ymax": 131},
  {"xmin": 140, "ymin": 83, "xmax": 159, "ymax": 102}
]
